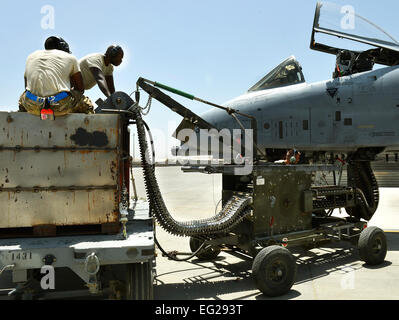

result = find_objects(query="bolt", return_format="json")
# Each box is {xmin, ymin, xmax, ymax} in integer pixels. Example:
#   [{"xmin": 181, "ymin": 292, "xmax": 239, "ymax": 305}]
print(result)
[{"xmin": 43, "ymin": 254, "xmax": 56, "ymax": 266}]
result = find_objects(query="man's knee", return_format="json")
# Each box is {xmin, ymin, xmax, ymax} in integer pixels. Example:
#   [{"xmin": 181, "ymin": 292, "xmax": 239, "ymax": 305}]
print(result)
[{"xmin": 72, "ymin": 95, "xmax": 94, "ymax": 114}]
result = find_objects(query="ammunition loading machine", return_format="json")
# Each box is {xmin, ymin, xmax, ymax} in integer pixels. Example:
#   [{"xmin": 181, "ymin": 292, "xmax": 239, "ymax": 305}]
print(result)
[
  {"xmin": 182, "ymin": 163, "xmax": 386, "ymax": 297},
  {"xmin": 97, "ymin": 83, "xmax": 388, "ymax": 298}
]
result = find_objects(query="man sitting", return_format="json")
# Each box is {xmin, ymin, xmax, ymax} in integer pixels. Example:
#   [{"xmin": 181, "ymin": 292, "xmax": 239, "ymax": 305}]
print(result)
[{"xmin": 19, "ymin": 36, "xmax": 93, "ymax": 116}]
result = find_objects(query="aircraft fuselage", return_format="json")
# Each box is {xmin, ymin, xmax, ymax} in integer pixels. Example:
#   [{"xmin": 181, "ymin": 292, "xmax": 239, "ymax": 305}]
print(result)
[{"xmin": 201, "ymin": 65, "xmax": 399, "ymax": 159}]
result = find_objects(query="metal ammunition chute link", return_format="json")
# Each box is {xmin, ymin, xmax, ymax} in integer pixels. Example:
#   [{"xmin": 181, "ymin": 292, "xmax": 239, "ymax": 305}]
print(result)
[
  {"xmin": 311, "ymin": 186, "xmax": 355, "ymax": 212},
  {"xmin": 346, "ymin": 161, "xmax": 379, "ymax": 220},
  {"xmin": 133, "ymin": 108, "xmax": 252, "ymax": 237}
]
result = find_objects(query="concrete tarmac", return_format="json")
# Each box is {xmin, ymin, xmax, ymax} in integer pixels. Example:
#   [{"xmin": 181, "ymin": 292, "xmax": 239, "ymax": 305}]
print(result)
[
  {"xmin": 131, "ymin": 166, "xmax": 399, "ymax": 301},
  {"xmin": 0, "ymin": 166, "xmax": 397, "ymax": 300}
]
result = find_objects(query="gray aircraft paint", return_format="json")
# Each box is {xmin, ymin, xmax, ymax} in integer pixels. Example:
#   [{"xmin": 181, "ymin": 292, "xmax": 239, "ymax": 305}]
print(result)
[{"xmin": 199, "ymin": 64, "xmax": 399, "ymax": 153}]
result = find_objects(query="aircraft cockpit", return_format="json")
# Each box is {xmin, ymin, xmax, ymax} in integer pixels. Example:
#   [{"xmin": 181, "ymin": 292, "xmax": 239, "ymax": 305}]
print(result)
[
  {"xmin": 311, "ymin": 1, "xmax": 399, "ymax": 78},
  {"xmin": 248, "ymin": 56, "xmax": 305, "ymax": 92}
]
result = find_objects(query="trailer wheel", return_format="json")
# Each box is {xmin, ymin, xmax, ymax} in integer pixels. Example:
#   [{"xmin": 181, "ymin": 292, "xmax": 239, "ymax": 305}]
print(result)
[
  {"xmin": 125, "ymin": 261, "xmax": 154, "ymax": 300},
  {"xmin": 189, "ymin": 237, "xmax": 221, "ymax": 261},
  {"xmin": 358, "ymin": 227, "xmax": 387, "ymax": 266},
  {"xmin": 252, "ymin": 245, "xmax": 297, "ymax": 297}
]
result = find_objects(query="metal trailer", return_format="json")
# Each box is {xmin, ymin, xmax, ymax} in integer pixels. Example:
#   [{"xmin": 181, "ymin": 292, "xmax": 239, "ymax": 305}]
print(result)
[
  {"xmin": 0, "ymin": 112, "xmax": 155, "ymax": 300},
  {"xmin": 184, "ymin": 163, "xmax": 388, "ymax": 297},
  {"xmin": 0, "ymin": 201, "xmax": 154, "ymax": 300}
]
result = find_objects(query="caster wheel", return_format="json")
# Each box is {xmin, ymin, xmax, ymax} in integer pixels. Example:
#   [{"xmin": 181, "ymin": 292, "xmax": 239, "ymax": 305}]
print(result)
[
  {"xmin": 252, "ymin": 245, "xmax": 297, "ymax": 297},
  {"xmin": 358, "ymin": 226, "xmax": 387, "ymax": 266}
]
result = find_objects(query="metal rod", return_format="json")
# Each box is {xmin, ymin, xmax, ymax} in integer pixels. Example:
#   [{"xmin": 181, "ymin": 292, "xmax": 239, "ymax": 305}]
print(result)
[
  {"xmin": 142, "ymin": 78, "xmax": 248, "ymax": 116},
  {"xmin": 140, "ymin": 78, "xmax": 265, "ymax": 159},
  {"xmin": 0, "ymin": 185, "xmax": 117, "ymax": 192},
  {"xmin": 230, "ymin": 113, "xmax": 264, "ymax": 158},
  {"xmin": 101, "ymin": 109, "xmax": 135, "ymax": 115},
  {"xmin": 130, "ymin": 166, "xmax": 138, "ymax": 201},
  {"xmin": 0, "ymin": 147, "xmax": 117, "ymax": 152}
]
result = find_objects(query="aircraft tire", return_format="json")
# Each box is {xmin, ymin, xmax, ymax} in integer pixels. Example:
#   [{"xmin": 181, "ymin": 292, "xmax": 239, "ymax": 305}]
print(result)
[{"xmin": 358, "ymin": 226, "xmax": 387, "ymax": 266}]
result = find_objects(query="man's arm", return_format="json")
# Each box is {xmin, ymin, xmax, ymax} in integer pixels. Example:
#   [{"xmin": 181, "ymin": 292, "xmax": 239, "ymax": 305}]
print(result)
[
  {"xmin": 105, "ymin": 75, "xmax": 115, "ymax": 95},
  {"xmin": 90, "ymin": 67, "xmax": 111, "ymax": 97},
  {"xmin": 70, "ymin": 72, "xmax": 85, "ymax": 93}
]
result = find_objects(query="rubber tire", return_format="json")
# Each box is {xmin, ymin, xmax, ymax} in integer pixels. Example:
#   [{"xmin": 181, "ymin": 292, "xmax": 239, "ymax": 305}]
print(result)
[
  {"xmin": 125, "ymin": 261, "xmax": 154, "ymax": 300},
  {"xmin": 358, "ymin": 227, "xmax": 387, "ymax": 266},
  {"xmin": 189, "ymin": 237, "xmax": 221, "ymax": 261},
  {"xmin": 252, "ymin": 245, "xmax": 297, "ymax": 297}
]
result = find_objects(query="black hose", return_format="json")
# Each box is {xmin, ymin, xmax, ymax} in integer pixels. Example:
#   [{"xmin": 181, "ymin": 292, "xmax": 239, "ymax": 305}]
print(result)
[{"xmin": 154, "ymin": 235, "xmax": 206, "ymax": 262}]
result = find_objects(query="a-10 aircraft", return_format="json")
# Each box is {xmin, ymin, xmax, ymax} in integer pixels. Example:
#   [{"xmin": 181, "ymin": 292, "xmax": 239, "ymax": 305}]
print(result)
[
  {"xmin": 176, "ymin": 1, "xmax": 399, "ymax": 162},
  {"xmin": 135, "ymin": 2, "xmax": 399, "ymax": 221}
]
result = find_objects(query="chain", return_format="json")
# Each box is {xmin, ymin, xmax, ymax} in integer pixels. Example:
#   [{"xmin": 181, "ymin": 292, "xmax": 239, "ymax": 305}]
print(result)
[
  {"xmin": 140, "ymin": 95, "xmax": 152, "ymax": 116},
  {"xmin": 129, "ymin": 87, "xmax": 152, "ymax": 116}
]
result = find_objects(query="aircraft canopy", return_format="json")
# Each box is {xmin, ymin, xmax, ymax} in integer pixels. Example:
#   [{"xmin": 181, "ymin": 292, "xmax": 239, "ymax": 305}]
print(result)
[
  {"xmin": 248, "ymin": 56, "xmax": 305, "ymax": 92},
  {"xmin": 311, "ymin": 1, "xmax": 399, "ymax": 66}
]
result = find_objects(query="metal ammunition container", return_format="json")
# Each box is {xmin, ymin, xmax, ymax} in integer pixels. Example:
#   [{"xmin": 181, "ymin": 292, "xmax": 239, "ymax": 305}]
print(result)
[{"xmin": 0, "ymin": 112, "xmax": 128, "ymax": 237}]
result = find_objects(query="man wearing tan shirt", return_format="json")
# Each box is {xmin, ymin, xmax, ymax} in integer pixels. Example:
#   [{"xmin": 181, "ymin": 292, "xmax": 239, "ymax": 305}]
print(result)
[
  {"xmin": 19, "ymin": 36, "xmax": 93, "ymax": 116},
  {"xmin": 79, "ymin": 45, "xmax": 124, "ymax": 97}
]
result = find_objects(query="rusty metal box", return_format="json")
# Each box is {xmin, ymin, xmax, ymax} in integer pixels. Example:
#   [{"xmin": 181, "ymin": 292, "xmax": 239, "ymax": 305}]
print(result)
[{"xmin": 0, "ymin": 112, "xmax": 124, "ymax": 235}]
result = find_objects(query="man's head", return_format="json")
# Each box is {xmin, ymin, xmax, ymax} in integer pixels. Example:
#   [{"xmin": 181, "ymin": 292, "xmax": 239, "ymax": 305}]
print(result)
[
  {"xmin": 44, "ymin": 36, "xmax": 71, "ymax": 54},
  {"xmin": 105, "ymin": 45, "xmax": 124, "ymax": 66}
]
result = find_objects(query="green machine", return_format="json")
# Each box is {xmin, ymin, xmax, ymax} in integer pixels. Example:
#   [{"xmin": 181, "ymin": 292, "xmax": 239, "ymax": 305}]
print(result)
[{"xmin": 187, "ymin": 163, "xmax": 386, "ymax": 297}]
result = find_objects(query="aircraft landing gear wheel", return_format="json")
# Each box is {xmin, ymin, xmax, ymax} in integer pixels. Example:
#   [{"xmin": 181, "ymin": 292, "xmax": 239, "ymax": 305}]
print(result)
[
  {"xmin": 189, "ymin": 237, "xmax": 221, "ymax": 261},
  {"xmin": 252, "ymin": 245, "xmax": 297, "ymax": 297},
  {"xmin": 358, "ymin": 226, "xmax": 387, "ymax": 266}
]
